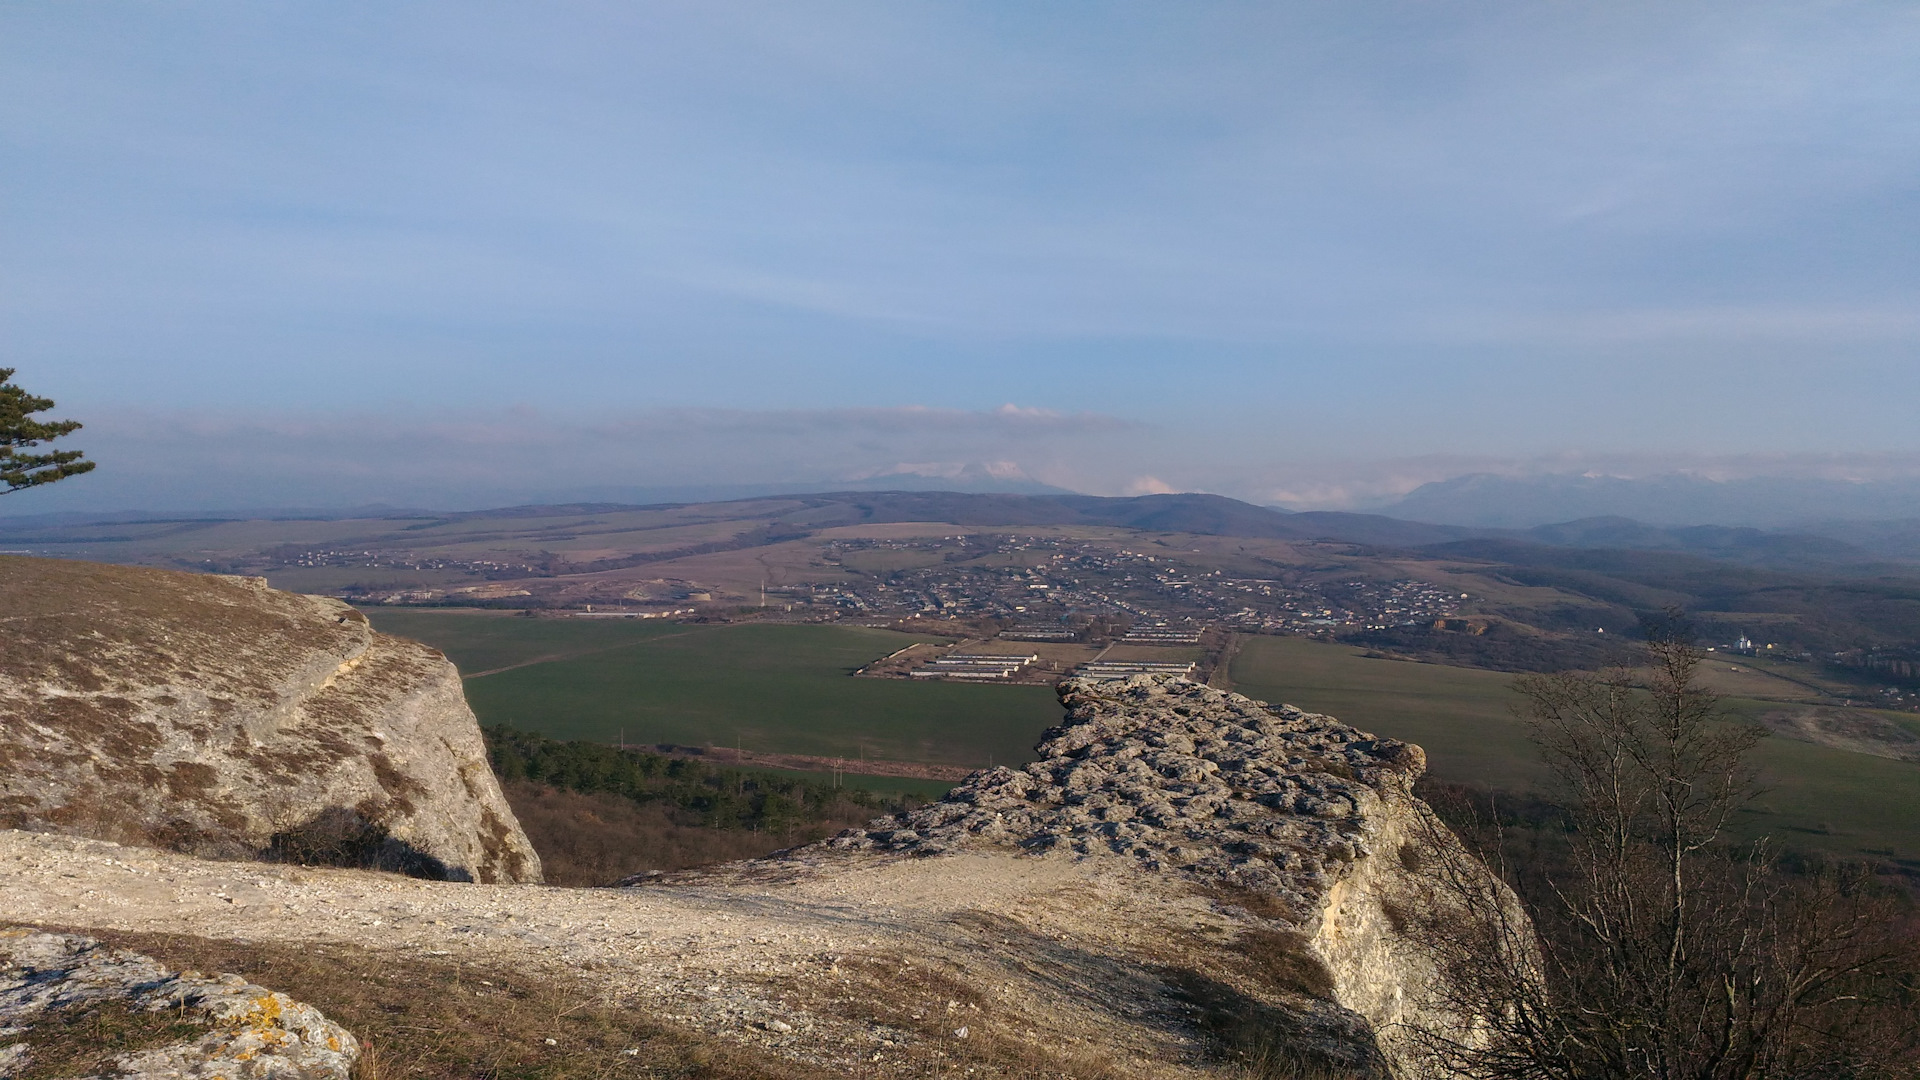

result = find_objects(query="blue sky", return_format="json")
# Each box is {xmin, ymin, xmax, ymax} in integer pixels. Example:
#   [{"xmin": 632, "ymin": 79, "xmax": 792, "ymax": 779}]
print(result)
[{"xmin": 5, "ymin": 2, "xmax": 1919, "ymax": 510}]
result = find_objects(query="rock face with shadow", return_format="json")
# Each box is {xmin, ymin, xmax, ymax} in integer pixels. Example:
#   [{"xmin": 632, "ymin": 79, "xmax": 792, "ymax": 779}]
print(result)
[
  {"xmin": 0, "ymin": 626, "xmax": 1518, "ymax": 1078},
  {"xmin": 0, "ymin": 556, "xmax": 540, "ymax": 884},
  {"xmin": 806, "ymin": 675, "xmax": 1526, "ymax": 1075}
]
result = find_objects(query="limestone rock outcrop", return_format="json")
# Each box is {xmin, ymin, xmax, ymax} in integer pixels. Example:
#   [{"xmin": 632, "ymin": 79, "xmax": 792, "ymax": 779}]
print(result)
[
  {"xmin": 0, "ymin": 927, "xmax": 358, "ymax": 1078},
  {"xmin": 821, "ymin": 675, "xmax": 1517, "ymax": 1074},
  {"xmin": 0, "ymin": 556, "xmax": 540, "ymax": 883},
  {"xmin": 0, "ymin": 610, "xmax": 1521, "ymax": 1078}
]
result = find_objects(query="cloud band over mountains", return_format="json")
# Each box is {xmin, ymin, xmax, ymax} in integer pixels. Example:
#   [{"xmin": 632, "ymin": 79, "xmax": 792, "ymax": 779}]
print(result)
[
  {"xmin": 12, "ymin": 401, "xmax": 1920, "ymax": 529},
  {"xmin": 6, "ymin": 404, "xmax": 1140, "ymax": 513}
]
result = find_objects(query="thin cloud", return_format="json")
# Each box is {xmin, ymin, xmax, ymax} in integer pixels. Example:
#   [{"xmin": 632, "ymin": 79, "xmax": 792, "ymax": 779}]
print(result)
[
  {"xmin": 13, "ymin": 402, "xmax": 1920, "ymax": 518},
  {"xmin": 4, "ymin": 404, "xmax": 1141, "ymax": 513},
  {"xmin": 1123, "ymin": 475, "xmax": 1177, "ymax": 496},
  {"xmin": 1439, "ymin": 304, "xmax": 1920, "ymax": 346},
  {"xmin": 1253, "ymin": 452, "xmax": 1920, "ymax": 511},
  {"xmin": 11, "ymin": 0, "xmax": 1920, "ymax": 424}
]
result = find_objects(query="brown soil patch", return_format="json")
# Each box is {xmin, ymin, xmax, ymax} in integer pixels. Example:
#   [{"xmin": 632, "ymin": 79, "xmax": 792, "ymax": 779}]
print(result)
[
  {"xmin": 662, "ymin": 745, "xmax": 974, "ymax": 782},
  {"xmin": 1761, "ymin": 707, "xmax": 1920, "ymax": 762}
]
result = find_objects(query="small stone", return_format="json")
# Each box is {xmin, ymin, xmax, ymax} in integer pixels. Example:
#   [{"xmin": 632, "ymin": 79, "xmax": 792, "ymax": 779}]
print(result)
[{"xmin": 0, "ymin": 932, "xmax": 358, "ymax": 1078}]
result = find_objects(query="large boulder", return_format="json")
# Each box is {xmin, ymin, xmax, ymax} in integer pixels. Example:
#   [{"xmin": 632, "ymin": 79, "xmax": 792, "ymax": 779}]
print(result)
[
  {"xmin": 0, "ymin": 556, "xmax": 540, "ymax": 883},
  {"xmin": 820, "ymin": 675, "xmax": 1527, "ymax": 1074}
]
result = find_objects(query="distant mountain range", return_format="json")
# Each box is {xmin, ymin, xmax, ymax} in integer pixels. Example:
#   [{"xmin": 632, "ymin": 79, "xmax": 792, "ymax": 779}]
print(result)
[
  {"xmin": 0, "ymin": 470, "xmax": 1074, "ymax": 526},
  {"xmin": 416, "ymin": 490, "xmax": 1916, "ymax": 570},
  {"xmin": 797, "ymin": 492, "xmax": 1920, "ymax": 569},
  {"xmin": 729, "ymin": 491, "xmax": 1478, "ymax": 547},
  {"xmin": 12, "ymin": 489, "xmax": 1919, "ymax": 672},
  {"xmin": 1374, "ymin": 472, "xmax": 1920, "ymax": 529},
  {"xmin": 6, "ymin": 488, "xmax": 1918, "ymax": 571}
]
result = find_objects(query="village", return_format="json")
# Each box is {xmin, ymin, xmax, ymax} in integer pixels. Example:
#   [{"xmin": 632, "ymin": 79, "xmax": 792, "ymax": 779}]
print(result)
[
  {"xmin": 852, "ymin": 617, "xmax": 1213, "ymax": 685},
  {"xmin": 776, "ymin": 534, "xmax": 1467, "ymax": 638}
]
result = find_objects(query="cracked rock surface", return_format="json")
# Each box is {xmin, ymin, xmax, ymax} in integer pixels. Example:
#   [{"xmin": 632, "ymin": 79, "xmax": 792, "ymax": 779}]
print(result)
[
  {"xmin": 828, "ymin": 676, "xmax": 1427, "ymax": 923},
  {"xmin": 0, "ymin": 928, "xmax": 358, "ymax": 1079},
  {"xmin": 2, "ymin": 675, "xmax": 1515, "ymax": 1079},
  {"xmin": 0, "ymin": 556, "xmax": 540, "ymax": 884}
]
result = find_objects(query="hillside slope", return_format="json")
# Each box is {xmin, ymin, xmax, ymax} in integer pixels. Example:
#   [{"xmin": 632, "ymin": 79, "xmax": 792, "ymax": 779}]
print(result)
[
  {"xmin": 0, "ymin": 556, "xmax": 540, "ymax": 883},
  {"xmin": 1, "ymin": 677, "xmax": 1521, "ymax": 1078}
]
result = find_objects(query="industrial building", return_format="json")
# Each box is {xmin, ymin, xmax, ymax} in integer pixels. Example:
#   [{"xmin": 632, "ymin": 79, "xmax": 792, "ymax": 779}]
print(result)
[
  {"xmin": 909, "ymin": 653, "xmax": 1040, "ymax": 680},
  {"xmin": 1074, "ymin": 660, "xmax": 1196, "ymax": 679}
]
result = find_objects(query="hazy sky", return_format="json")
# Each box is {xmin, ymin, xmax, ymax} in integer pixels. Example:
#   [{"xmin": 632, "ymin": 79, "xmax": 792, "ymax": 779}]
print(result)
[{"xmin": 6, "ymin": 2, "xmax": 1919, "ymax": 511}]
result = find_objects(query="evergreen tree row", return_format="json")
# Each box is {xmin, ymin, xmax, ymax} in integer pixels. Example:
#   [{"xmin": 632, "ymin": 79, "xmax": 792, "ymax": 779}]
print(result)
[{"xmin": 484, "ymin": 727, "xmax": 915, "ymax": 835}]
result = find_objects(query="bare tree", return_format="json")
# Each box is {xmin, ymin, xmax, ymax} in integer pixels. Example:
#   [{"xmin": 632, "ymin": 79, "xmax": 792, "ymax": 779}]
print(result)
[{"xmin": 1404, "ymin": 613, "xmax": 1919, "ymax": 1079}]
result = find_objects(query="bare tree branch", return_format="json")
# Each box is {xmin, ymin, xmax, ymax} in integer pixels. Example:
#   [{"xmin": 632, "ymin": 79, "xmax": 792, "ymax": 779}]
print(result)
[{"xmin": 1398, "ymin": 613, "xmax": 1919, "ymax": 1079}]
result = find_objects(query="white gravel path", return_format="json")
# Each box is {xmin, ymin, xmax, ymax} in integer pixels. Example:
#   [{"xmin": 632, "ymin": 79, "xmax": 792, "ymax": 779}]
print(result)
[{"xmin": 0, "ymin": 829, "xmax": 1234, "ymax": 1076}]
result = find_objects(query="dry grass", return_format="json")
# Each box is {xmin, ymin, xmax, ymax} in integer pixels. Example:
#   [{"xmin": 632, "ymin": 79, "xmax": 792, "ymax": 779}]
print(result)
[
  {"xmin": 812, "ymin": 948, "xmax": 1370, "ymax": 1079},
  {"xmin": 810, "ymin": 951, "xmax": 1132, "ymax": 1080},
  {"xmin": 9, "ymin": 999, "xmax": 209, "ymax": 1080},
  {"xmin": 1234, "ymin": 929, "xmax": 1336, "ymax": 1000},
  {"xmin": 48, "ymin": 928, "xmax": 830, "ymax": 1080},
  {"xmin": 1164, "ymin": 968, "xmax": 1383, "ymax": 1080},
  {"xmin": 26, "ymin": 927, "xmax": 1178, "ymax": 1080}
]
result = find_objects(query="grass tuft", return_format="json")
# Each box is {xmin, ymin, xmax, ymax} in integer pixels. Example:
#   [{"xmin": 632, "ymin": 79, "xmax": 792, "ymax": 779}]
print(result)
[{"xmin": 9, "ymin": 999, "xmax": 209, "ymax": 1080}]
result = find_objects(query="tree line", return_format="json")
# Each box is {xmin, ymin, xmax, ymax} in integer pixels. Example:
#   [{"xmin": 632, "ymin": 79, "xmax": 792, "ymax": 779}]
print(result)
[
  {"xmin": 1405, "ymin": 611, "xmax": 1920, "ymax": 1079},
  {"xmin": 483, "ymin": 726, "xmax": 917, "ymax": 837}
]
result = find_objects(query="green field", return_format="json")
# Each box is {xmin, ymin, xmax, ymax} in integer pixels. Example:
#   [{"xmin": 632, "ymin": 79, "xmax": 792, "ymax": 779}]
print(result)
[
  {"xmin": 366, "ymin": 609, "xmax": 700, "ymax": 675},
  {"xmin": 1229, "ymin": 636, "xmax": 1547, "ymax": 792},
  {"xmin": 363, "ymin": 611, "xmax": 1062, "ymax": 772},
  {"xmin": 709, "ymin": 765, "xmax": 960, "ymax": 803},
  {"xmin": 1231, "ymin": 635, "xmax": 1920, "ymax": 865},
  {"xmin": 362, "ymin": 612, "xmax": 1919, "ymax": 864}
]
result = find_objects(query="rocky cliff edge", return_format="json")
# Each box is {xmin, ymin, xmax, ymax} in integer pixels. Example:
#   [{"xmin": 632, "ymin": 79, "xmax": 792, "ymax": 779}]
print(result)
[
  {"xmin": 0, "ymin": 555, "xmax": 540, "ymax": 883},
  {"xmin": 636, "ymin": 675, "xmax": 1522, "ymax": 1076},
  {"xmin": 0, "ymin": 579, "xmax": 1520, "ymax": 1076}
]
